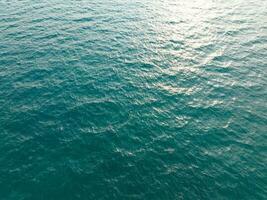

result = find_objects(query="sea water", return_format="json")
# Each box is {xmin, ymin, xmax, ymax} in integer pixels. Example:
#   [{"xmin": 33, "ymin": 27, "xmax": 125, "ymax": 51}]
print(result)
[{"xmin": 0, "ymin": 0, "xmax": 266, "ymax": 199}]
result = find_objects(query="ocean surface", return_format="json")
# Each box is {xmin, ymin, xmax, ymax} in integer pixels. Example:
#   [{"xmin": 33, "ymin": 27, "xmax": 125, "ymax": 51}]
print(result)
[{"xmin": 0, "ymin": 0, "xmax": 267, "ymax": 199}]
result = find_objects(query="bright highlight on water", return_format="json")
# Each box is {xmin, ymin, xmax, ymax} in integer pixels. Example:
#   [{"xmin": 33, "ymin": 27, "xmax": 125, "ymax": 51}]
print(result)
[{"xmin": 0, "ymin": 0, "xmax": 266, "ymax": 199}]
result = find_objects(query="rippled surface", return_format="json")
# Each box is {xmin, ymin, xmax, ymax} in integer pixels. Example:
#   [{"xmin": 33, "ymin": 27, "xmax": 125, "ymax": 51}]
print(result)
[{"xmin": 0, "ymin": 0, "xmax": 267, "ymax": 199}]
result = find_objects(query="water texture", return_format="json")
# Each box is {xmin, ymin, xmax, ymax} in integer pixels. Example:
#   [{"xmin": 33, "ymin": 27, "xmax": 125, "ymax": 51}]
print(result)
[{"xmin": 0, "ymin": 0, "xmax": 267, "ymax": 199}]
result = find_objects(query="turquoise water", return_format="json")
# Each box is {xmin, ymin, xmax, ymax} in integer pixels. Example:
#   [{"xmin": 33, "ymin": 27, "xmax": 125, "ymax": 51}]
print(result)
[{"xmin": 0, "ymin": 0, "xmax": 267, "ymax": 199}]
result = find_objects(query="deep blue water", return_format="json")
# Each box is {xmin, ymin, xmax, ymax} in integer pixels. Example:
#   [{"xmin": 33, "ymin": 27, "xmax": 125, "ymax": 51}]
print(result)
[{"xmin": 0, "ymin": 0, "xmax": 267, "ymax": 199}]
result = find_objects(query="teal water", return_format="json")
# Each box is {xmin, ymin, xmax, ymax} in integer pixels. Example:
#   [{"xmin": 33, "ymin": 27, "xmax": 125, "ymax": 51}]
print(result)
[{"xmin": 0, "ymin": 0, "xmax": 267, "ymax": 199}]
